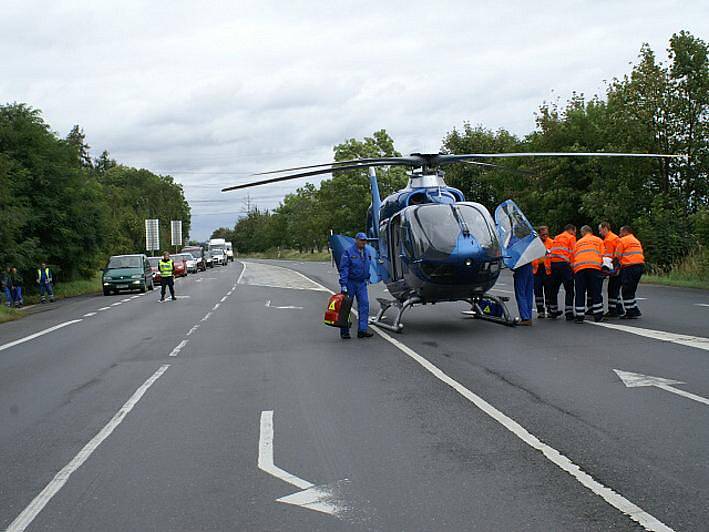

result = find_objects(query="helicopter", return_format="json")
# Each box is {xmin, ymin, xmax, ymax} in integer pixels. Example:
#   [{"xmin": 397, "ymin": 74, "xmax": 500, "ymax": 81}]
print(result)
[{"xmin": 223, "ymin": 151, "xmax": 680, "ymax": 332}]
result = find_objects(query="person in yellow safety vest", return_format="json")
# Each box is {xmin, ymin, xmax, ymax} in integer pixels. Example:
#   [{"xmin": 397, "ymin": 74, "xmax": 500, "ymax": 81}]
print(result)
[
  {"xmin": 36, "ymin": 262, "xmax": 55, "ymax": 303},
  {"xmin": 598, "ymin": 222, "xmax": 622, "ymax": 317},
  {"xmin": 532, "ymin": 225, "xmax": 554, "ymax": 318},
  {"xmin": 158, "ymin": 251, "xmax": 177, "ymax": 302},
  {"xmin": 548, "ymin": 224, "xmax": 577, "ymax": 320},
  {"xmin": 572, "ymin": 226, "xmax": 605, "ymax": 323},
  {"xmin": 616, "ymin": 226, "xmax": 645, "ymax": 318}
]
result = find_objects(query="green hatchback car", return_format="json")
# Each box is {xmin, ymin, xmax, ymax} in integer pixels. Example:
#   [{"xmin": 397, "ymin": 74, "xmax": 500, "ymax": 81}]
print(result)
[{"xmin": 102, "ymin": 254, "xmax": 155, "ymax": 295}]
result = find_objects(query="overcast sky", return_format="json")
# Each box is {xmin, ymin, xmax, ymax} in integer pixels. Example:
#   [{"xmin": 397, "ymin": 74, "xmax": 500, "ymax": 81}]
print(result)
[{"xmin": 1, "ymin": 1, "xmax": 706, "ymax": 240}]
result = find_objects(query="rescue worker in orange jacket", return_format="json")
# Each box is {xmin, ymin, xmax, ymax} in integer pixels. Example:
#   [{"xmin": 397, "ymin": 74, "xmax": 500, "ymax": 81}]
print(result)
[
  {"xmin": 616, "ymin": 226, "xmax": 645, "ymax": 318},
  {"xmin": 573, "ymin": 225, "xmax": 605, "ymax": 323},
  {"xmin": 598, "ymin": 222, "xmax": 622, "ymax": 317},
  {"xmin": 548, "ymin": 224, "xmax": 577, "ymax": 320},
  {"xmin": 532, "ymin": 225, "xmax": 554, "ymax": 318}
]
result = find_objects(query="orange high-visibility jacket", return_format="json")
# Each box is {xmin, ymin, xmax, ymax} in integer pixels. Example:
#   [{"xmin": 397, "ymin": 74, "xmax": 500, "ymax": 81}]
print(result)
[
  {"xmin": 616, "ymin": 234, "xmax": 645, "ymax": 267},
  {"xmin": 532, "ymin": 237, "xmax": 554, "ymax": 275},
  {"xmin": 549, "ymin": 232, "xmax": 576, "ymax": 264},
  {"xmin": 573, "ymin": 234, "xmax": 604, "ymax": 273},
  {"xmin": 603, "ymin": 231, "xmax": 620, "ymax": 260}
]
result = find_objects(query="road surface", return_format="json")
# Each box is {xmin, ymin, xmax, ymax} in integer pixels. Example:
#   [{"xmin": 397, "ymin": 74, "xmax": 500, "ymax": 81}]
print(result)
[{"xmin": 1, "ymin": 260, "xmax": 707, "ymax": 531}]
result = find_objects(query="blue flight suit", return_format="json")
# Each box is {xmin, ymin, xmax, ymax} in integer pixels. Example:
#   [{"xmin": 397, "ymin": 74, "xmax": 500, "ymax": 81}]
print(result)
[{"xmin": 339, "ymin": 244, "xmax": 371, "ymax": 334}]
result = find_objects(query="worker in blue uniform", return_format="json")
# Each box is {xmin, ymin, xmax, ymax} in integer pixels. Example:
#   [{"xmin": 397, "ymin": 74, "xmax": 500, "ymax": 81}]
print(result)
[{"xmin": 339, "ymin": 232, "xmax": 374, "ymax": 339}]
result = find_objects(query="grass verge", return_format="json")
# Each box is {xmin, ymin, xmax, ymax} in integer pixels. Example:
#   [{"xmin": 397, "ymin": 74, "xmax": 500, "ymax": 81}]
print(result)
[
  {"xmin": 239, "ymin": 249, "xmax": 331, "ymax": 262},
  {"xmin": 642, "ymin": 275, "xmax": 709, "ymax": 290},
  {"xmin": 642, "ymin": 248, "xmax": 709, "ymax": 290},
  {"xmin": 0, "ymin": 305, "xmax": 21, "ymax": 324}
]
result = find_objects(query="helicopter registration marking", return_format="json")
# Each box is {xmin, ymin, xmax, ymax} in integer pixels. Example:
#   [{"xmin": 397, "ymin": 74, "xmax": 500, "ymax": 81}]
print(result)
[{"xmin": 238, "ymin": 261, "xmax": 329, "ymax": 292}]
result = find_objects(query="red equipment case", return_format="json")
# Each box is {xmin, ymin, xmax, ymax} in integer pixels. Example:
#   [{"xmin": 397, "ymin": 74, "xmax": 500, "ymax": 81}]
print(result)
[{"xmin": 323, "ymin": 293, "xmax": 353, "ymax": 328}]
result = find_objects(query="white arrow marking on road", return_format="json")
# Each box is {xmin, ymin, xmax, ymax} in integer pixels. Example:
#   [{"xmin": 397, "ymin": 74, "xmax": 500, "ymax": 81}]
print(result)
[
  {"xmin": 614, "ymin": 369, "xmax": 709, "ymax": 406},
  {"xmin": 258, "ymin": 411, "xmax": 343, "ymax": 516},
  {"xmin": 265, "ymin": 300, "xmax": 303, "ymax": 310},
  {"xmin": 695, "ymin": 303, "xmax": 709, "ymax": 307},
  {"xmin": 591, "ymin": 322, "xmax": 709, "ymax": 352}
]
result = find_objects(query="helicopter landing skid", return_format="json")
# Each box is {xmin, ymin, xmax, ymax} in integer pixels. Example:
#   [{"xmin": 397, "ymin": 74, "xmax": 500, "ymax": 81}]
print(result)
[
  {"xmin": 369, "ymin": 296, "xmax": 421, "ymax": 333},
  {"xmin": 461, "ymin": 294, "xmax": 518, "ymax": 327}
]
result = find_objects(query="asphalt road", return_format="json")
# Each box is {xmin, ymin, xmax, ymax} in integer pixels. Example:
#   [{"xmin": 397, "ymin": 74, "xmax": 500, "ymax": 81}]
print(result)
[{"xmin": 0, "ymin": 260, "xmax": 707, "ymax": 531}]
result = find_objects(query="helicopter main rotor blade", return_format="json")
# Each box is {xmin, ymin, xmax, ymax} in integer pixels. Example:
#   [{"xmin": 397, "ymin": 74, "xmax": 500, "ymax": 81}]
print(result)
[
  {"xmin": 439, "ymin": 152, "xmax": 685, "ymax": 164},
  {"xmin": 461, "ymin": 161, "xmax": 537, "ymax": 175},
  {"xmin": 251, "ymin": 156, "xmax": 419, "ymax": 176},
  {"xmin": 221, "ymin": 160, "xmax": 414, "ymax": 192}
]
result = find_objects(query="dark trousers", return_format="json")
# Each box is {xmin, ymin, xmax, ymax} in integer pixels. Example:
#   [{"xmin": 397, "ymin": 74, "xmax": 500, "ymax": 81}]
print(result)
[
  {"xmin": 550, "ymin": 262, "xmax": 574, "ymax": 317},
  {"xmin": 514, "ymin": 263, "xmax": 534, "ymax": 321},
  {"xmin": 621, "ymin": 264, "xmax": 644, "ymax": 316},
  {"xmin": 607, "ymin": 274, "xmax": 622, "ymax": 314},
  {"xmin": 160, "ymin": 277, "xmax": 175, "ymax": 300},
  {"xmin": 533, "ymin": 270, "xmax": 552, "ymax": 313},
  {"xmin": 574, "ymin": 269, "xmax": 603, "ymax": 321}
]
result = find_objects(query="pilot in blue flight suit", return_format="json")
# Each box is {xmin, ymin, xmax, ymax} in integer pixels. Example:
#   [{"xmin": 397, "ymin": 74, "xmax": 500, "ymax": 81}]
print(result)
[{"xmin": 339, "ymin": 232, "xmax": 374, "ymax": 339}]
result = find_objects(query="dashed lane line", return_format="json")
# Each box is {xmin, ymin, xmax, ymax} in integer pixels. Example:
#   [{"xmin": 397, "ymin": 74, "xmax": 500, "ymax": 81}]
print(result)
[
  {"xmin": 0, "ymin": 320, "xmax": 83, "ymax": 353},
  {"xmin": 220, "ymin": 296, "xmax": 228, "ymax": 303},
  {"xmin": 186, "ymin": 324, "xmax": 200, "ymax": 336},
  {"xmin": 168, "ymin": 339, "xmax": 189, "ymax": 357},
  {"xmin": 82, "ymin": 312, "xmax": 97, "ymax": 317},
  {"xmin": 293, "ymin": 268, "xmax": 674, "ymax": 532},
  {"xmin": 5, "ymin": 364, "xmax": 170, "ymax": 532},
  {"xmin": 98, "ymin": 307, "xmax": 111, "ymax": 311},
  {"xmin": 201, "ymin": 312, "xmax": 213, "ymax": 322}
]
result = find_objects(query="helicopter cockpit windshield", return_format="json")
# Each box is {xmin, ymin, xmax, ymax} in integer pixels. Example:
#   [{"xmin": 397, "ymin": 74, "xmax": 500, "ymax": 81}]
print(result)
[{"xmin": 407, "ymin": 204, "xmax": 499, "ymax": 260}]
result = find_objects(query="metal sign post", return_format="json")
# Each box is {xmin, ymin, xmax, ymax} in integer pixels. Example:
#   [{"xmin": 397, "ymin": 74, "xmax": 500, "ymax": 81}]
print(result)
[
  {"xmin": 145, "ymin": 219, "xmax": 160, "ymax": 253},
  {"xmin": 171, "ymin": 220, "xmax": 183, "ymax": 253}
]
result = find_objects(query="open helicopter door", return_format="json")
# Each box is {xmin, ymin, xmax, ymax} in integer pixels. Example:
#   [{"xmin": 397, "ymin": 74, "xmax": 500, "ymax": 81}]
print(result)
[
  {"xmin": 494, "ymin": 200, "xmax": 546, "ymax": 269},
  {"xmin": 329, "ymin": 234, "xmax": 382, "ymax": 284}
]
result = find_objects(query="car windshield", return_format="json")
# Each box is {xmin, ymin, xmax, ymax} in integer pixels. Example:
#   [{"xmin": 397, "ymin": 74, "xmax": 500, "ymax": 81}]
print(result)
[
  {"xmin": 183, "ymin": 248, "xmax": 202, "ymax": 258},
  {"xmin": 106, "ymin": 256, "xmax": 142, "ymax": 269},
  {"xmin": 180, "ymin": 254, "xmax": 195, "ymax": 260},
  {"xmin": 410, "ymin": 204, "xmax": 498, "ymax": 259}
]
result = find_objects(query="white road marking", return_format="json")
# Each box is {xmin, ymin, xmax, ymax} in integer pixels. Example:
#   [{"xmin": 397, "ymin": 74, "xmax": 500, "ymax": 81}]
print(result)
[
  {"xmin": 258, "ymin": 411, "xmax": 342, "ymax": 516},
  {"xmin": 212, "ymin": 303, "xmax": 221, "ymax": 311},
  {"xmin": 293, "ymin": 268, "xmax": 673, "ymax": 532},
  {"xmin": 121, "ymin": 298, "xmax": 131, "ymax": 303},
  {"xmin": 175, "ymin": 295, "xmax": 190, "ymax": 299},
  {"xmin": 110, "ymin": 302, "xmax": 122, "ymax": 307},
  {"xmin": 186, "ymin": 324, "xmax": 200, "ymax": 336},
  {"xmin": 238, "ymin": 261, "xmax": 327, "ymax": 291},
  {"xmin": 82, "ymin": 312, "xmax": 97, "ymax": 317},
  {"xmin": 201, "ymin": 312, "xmax": 213, "ymax": 322},
  {"xmin": 168, "ymin": 339, "xmax": 189, "ymax": 357},
  {"xmin": 6, "ymin": 364, "xmax": 170, "ymax": 532},
  {"xmin": 614, "ymin": 369, "xmax": 709, "ymax": 406},
  {"xmin": 695, "ymin": 303, "xmax": 709, "ymax": 308},
  {"xmin": 0, "ymin": 320, "xmax": 83, "ymax": 353},
  {"xmin": 130, "ymin": 295, "xmax": 140, "ymax": 299},
  {"xmin": 265, "ymin": 300, "xmax": 303, "ymax": 310},
  {"xmin": 591, "ymin": 322, "xmax": 709, "ymax": 352},
  {"xmin": 98, "ymin": 306, "xmax": 111, "ymax": 311},
  {"xmin": 220, "ymin": 296, "xmax": 228, "ymax": 302},
  {"xmin": 236, "ymin": 261, "xmax": 248, "ymax": 285}
]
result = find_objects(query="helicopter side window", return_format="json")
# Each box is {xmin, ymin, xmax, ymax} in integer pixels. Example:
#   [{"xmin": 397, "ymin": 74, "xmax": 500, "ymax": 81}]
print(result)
[
  {"xmin": 389, "ymin": 214, "xmax": 403, "ymax": 279},
  {"xmin": 497, "ymin": 203, "xmax": 532, "ymax": 248}
]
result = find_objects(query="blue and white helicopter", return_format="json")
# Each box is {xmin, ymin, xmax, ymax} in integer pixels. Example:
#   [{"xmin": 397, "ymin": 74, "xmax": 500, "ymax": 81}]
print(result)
[{"xmin": 223, "ymin": 151, "xmax": 678, "ymax": 332}]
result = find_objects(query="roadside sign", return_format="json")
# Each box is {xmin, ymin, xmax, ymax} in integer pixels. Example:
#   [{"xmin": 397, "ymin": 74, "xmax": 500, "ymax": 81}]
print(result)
[
  {"xmin": 171, "ymin": 220, "xmax": 183, "ymax": 247},
  {"xmin": 145, "ymin": 219, "xmax": 160, "ymax": 251}
]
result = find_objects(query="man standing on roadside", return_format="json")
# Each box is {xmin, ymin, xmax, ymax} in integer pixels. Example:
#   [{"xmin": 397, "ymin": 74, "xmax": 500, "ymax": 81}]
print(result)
[
  {"xmin": 598, "ymin": 222, "xmax": 622, "ymax": 317},
  {"xmin": 339, "ymin": 232, "xmax": 374, "ymax": 339},
  {"xmin": 159, "ymin": 251, "xmax": 177, "ymax": 302},
  {"xmin": 2, "ymin": 266, "xmax": 12, "ymax": 307},
  {"xmin": 532, "ymin": 225, "xmax": 553, "ymax": 318},
  {"xmin": 572, "ymin": 226, "xmax": 605, "ymax": 323},
  {"xmin": 548, "ymin": 224, "xmax": 577, "ymax": 320},
  {"xmin": 10, "ymin": 267, "xmax": 23, "ymax": 308},
  {"xmin": 616, "ymin": 226, "xmax": 645, "ymax": 318},
  {"xmin": 36, "ymin": 262, "xmax": 55, "ymax": 303}
]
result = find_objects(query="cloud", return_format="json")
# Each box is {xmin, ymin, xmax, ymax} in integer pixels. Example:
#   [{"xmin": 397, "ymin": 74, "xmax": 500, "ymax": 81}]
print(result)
[{"xmin": 1, "ymin": 0, "xmax": 706, "ymax": 240}]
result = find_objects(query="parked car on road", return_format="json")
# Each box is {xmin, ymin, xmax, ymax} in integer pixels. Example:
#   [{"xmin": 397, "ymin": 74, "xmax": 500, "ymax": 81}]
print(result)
[
  {"xmin": 147, "ymin": 256, "xmax": 161, "ymax": 282},
  {"xmin": 210, "ymin": 249, "xmax": 227, "ymax": 266},
  {"xmin": 178, "ymin": 253, "xmax": 198, "ymax": 274},
  {"xmin": 103, "ymin": 254, "xmax": 154, "ymax": 295},
  {"xmin": 169, "ymin": 254, "xmax": 188, "ymax": 277},
  {"xmin": 182, "ymin": 246, "xmax": 207, "ymax": 271}
]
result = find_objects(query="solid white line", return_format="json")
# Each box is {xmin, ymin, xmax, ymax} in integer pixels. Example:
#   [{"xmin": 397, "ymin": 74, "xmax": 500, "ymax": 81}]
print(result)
[
  {"xmin": 6, "ymin": 364, "xmax": 170, "ymax": 532},
  {"xmin": 201, "ymin": 312, "xmax": 213, "ymax": 322},
  {"xmin": 236, "ymin": 261, "xmax": 248, "ymax": 285},
  {"xmin": 82, "ymin": 312, "xmax": 97, "ymax": 317},
  {"xmin": 591, "ymin": 322, "xmax": 709, "ymax": 352},
  {"xmin": 220, "ymin": 296, "xmax": 228, "ymax": 303},
  {"xmin": 130, "ymin": 295, "xmax": 140, "ymax": 299},
  {"xmin": 293, "ymin": 268, "xmax": 673, "ymax": 532},
  {"xmin": 98, "ymin": 306, "xmax": 111, "ymax": 311},
  {"xmin": 258, "ymin": 411, "xmax": 313, "ymax": 490},
  {"xmin": 0, "ymin": 320, "xmax": 83, "ymax": 353},
  {"xmin": 168, "ymin": 339, "xmax": 189, "ymax": 357},
  {"xmin": 121, "ymin": 298, "xmax": 131, "ymax": 303}
]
